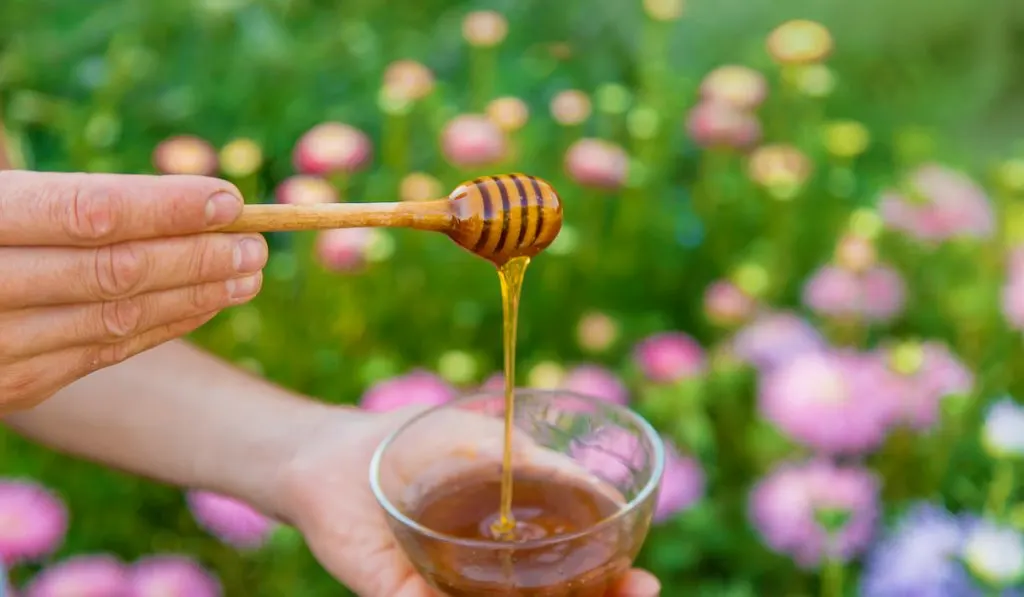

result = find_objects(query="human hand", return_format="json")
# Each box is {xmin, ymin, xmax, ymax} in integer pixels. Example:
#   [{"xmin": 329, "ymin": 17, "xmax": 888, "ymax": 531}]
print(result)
[
  {"xmin": 0, "ymin": 170, "xmax": 267, "ymax": 413},
  {"xmin": 278, "ymin": 406, "xmax": 662, "ymax": 597}
]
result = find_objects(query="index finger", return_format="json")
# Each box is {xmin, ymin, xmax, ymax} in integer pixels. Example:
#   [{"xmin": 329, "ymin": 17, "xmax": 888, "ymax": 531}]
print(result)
[{"xmin": 0, "ymin": 170, "xmax": 244, "ymax": 247}]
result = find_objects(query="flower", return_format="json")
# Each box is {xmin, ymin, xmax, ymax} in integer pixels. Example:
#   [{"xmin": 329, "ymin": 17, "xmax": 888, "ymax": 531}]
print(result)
[
  {"xmin": 485, "ymin": 97, "xmax": 530, "ymax": 133},
  {"xmin": 218, "ymin": 138, "xmax": 262, "ymax": 178},
  {"xmin": 564, "ymin": 138, "xmax": 630, "ymax": 190},
  {"xmin": 315, "ymin": 228, "xmax": 374, "ymax": 272},
  {"xmin": 528, "ymin": 361, "xmax": 566, "ymax": 389},
  {"xmin": 24, "ymin": 554, "xmax": 129, "ymax": 597},
  {"xmin": 731, "ymin": 311, "xmax": 826, "ymax": 371},
  {"xmin": 461, "ymin": 10, "xmax": 508, "ymax": 47},
  {"xmin": 982, "ymin": 398, "xmax": 1024, "ymax": 459},
  {"xmin": 765, "ymin": 20, "xmax": 834, "ymax": 65},
  {"xmin": 876, "ymin": 341, "xmax": 973, "ymax": 430},
  {"xmin": 749, "ymin": 460, "xmax": 879, "ymax": 568},
  {"xmin": 758, "ymin": 350, "xmax": 895, "ymax": 454},
  {"xmin": 860, "ymin": 503, "xmax": 977, "ymax": 597},
  {"xmin": 962, "ymin": 520, "xmax": 1024, "ymax": 588},
  {"xmin": 747, "ymin": 143, "xmax": 813, "ymax": 197},
  {"xmin": 576, "ymin": 311, "xmax": 620, "ymax": 353},
  {"xmin": 560, "ymin": 364, "xmax": 628, "ymax": 405},
  {"xmin": 550, "ymin": 90, "xmax": 592, "ymax": 126},
  {"xmin": 441, "ymin": 114, "xmax": 506, "ymax": 168},
  {"xmin": 274, "ymin": 175, "xmax": 339, "ymax": 205},
  {"xmin": 801, "ymin": 264, "xmax": 907, "ymax": 323},
  {"xmin": 879, "ymin": 163, "xmax": 995, "ymax": 242},
  {"xmin": 699, "ymin": 65, "xmax": 768, "ymax": 111},
  {"xmin": 642, "ymin": 0, "xmax": 684, "ymax": 21},
  {"xmin": 479, "ymin": 372, "xmax": 506, "ymax": 393},
  {"xmin": 399, "ymin": 172, "xmax": 443, "ymax": 202},
  {"xmin": 654, "ymin": 440, "xmax": 705, "ymax": 522},
  {"xmin": 632, "ymin": 332, "xmax": 706, "ymax": 384},
  {"xmin": 0, "ymin": 479, "xmax": 68, "ymax": 565},
  {"xmin": 152, "ymin": 135, "xmax": 218, "ymax": 176},
  {"xmin": 833, "ymin": 233, "xmax": 877, "ymax": 272},
  {"xmin": 359, "ymin": 370, "xmax": 457, "ymax": 412},
  {"xmin": 685, "ymin": 100, "xmax": 762, "ymax": 150},
  {"xmin": 822, "ymin": 120, "xmax": 870, "ymax": 159},
  {"xmin": 569, "ymin": 425, "xmax": 645, "ymax": 485},
  {"xmin": 703, "ymin": 280, "xmax": 757, "ymax": 327},
  {"xmin": 437, "ymin": 350, "xmax": 478, "ymax": 385},
  {"xmin": 185, "ymin": 491, "xmax": 275, "ymax": 549},
  {"xmin": 1002, "ymin": 246, "xmax": 1024, "ymax": 330},
  {"xmin": 292, "ymin": 122, "xmax": 372, "ymax": 176},
  {"xmin": 382, "ymin": 60, "xmax": 434, "ymax": 103},
  {"xmin": 126, "ymin": 556, "xmax": 221, "ymax": 597}
]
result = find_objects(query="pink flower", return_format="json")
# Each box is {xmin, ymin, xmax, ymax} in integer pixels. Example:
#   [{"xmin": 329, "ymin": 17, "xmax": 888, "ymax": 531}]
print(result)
[
  {"xmin": 654, "ymin": 440, "xmax": 705, "ymax": 523},
  {"xmin": 685, "ymin": 101, "xmax": 762, "ymax": 150},
  {"xmin": 560, "ymin": 364, "xmax": 629, "ymax": 405},
  {"xmin": 699, "ymin": 65, "xmax": 769, "ymax": 110},
  {"xmin": 801, "ymin": 264, "xmax": 906, "ymax": 323},
  {"xmin": 749, "ymin": 460, "xmax": 880, "ymax": 568},
  {"xmin": 703, "ymin": 280, "xmax": 757, "ymax": 326},
  {"xmin": 1002, "ymin": 245, "xmax": 1024, "ymax": 330},
  {"xmin": 0, "ymin": 479, "xmax": 68, "ymax": 565},
  {"xmin": 185, "ymin": 491, "xmax": 275, "ymax": 549},
  {"xmin": 479, "ymin": 372, "xmax": 506, "ymax": 393},
  {"xmin": 359, "ymin": 370, "xmax": 457, "ymax": 412},
  {"xmin": 569, "ymin": 425, "xmax": 645, "ymax": 485},
  {"xmin": 632, "ymin": 332, "xmax": 706, "ymax": 384},
  {"xmin": 731, "ymin": 311, "xmax": 825, "ymax": 371},
  {"xmin": 441, "ymin": 114, "xmax": 506, "ymax": 168},
  {"xmin": 564, "ymin": 138, "xmax": 630, "ymax": 190},
  {"xmin": 24, "ymin": 554, "xmax": 129, "ymax": 597},
  {"xmin": 315, "ymin": 228, "xmax": 373, "ymax": 272},
  {"xmin": 152, "ymin": 135, "xmax": 218, "ymax": 176},
  {"xmin": 879, "ymin": 163, "xmax": 995, "ymax": 242},
  {"xmin": 126, "ymin": 556, "xmax": 220, "ymax": 597},
  {"xmin": 758, "ymin": 351, "xmax": 896, "ymax": 454},
  {"xmin": 292, "ymin": 122, "xmax": 372, "ymax": 176},
  {"xmin": 874, "ymin": 341, "xmax": 974, "ymax": 430},
  {"xmin": 274, "ymin": 175, "xmax": 339, "ymax": 205}
]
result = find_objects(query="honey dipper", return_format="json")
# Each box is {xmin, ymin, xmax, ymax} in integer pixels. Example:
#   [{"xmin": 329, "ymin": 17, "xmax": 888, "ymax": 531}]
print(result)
[{"xmin": 222, "ymin": 173, "xmax": 563, "ymax": 266}]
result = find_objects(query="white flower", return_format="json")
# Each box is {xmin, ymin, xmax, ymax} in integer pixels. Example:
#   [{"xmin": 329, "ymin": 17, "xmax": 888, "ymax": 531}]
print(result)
[
  {"xmin": 962, "ymin": 520, "xmax": 1024, "ymax": 586},
  {"xmin": 982, "ymin": 397, "xmax": 1024, "ymax": 458}
]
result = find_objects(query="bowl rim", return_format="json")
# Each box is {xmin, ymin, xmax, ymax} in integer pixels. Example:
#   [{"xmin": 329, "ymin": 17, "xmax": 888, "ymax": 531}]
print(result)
[{"xmin": 367, "ymin": 388, "xmax": 666, "ymax": 550}]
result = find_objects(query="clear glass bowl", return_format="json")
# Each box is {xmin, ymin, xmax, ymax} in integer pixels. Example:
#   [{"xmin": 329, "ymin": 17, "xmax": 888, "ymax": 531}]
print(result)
[{"xmin": 369, "ymin": 389, "xmax": 665, "ymax": 597}]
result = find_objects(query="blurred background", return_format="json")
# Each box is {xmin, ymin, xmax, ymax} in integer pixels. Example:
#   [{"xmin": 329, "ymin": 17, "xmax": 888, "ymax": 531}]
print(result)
[{"xmin": 2, "ymin": 0, "xmax": 1024, "ymax": 595}]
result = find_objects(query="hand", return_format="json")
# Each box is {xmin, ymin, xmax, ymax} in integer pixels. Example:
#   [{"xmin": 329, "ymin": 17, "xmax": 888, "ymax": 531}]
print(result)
[
  {"xmin": 0, "ymin": 171, "xmax": 267, "ymax": 413},
  {"xmin": 278, "ymin": 406, "xmax": 663, "ymax": 597}
]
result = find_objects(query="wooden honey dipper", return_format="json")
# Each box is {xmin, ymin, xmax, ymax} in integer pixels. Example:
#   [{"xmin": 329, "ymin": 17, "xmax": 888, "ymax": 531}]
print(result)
[{"xmin": 222, "ymin": 173, "xmax": 563, "ymax": 266}]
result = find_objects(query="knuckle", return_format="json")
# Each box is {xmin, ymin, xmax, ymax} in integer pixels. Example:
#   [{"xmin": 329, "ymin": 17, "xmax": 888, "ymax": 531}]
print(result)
[
  {"xmin": 189, "ymin": 236, "xmax": 219, "ymax": 280},
  {"xmin": 100, "ymin": 297, "xmax": 144, "ymax": 340},
  {"xmin": 94, "ymin": 242, "xmax": 146, "ymax": 299},
  {"xmin": 90, "ymin": 340, "xmax": 133, "ymax": 370},
  {"xmin": 62, "ymin": 183, "xmax": 120, "ymax": 243},
  {"xmin": 188, "ymin": 281, "xmax": 227, "ymax": 313}
]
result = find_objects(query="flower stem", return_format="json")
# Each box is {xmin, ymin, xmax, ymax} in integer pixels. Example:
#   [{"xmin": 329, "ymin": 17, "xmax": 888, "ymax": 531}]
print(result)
[
  {"xmin": 821, "ymin": 557, "xmax": 844, "ymax": 597},
  {"xmin": 986, "ymin": 458, "xmax": 1015, "ymax": 519}
]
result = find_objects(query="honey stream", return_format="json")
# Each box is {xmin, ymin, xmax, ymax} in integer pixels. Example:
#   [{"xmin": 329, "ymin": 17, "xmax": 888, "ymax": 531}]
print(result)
[{"xmin": 491, "ymin": 255, "xmax": 530, "ymax": 539}]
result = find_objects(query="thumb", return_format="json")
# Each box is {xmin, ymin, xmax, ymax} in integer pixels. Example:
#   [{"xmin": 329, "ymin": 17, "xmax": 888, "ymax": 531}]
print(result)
[{"xmin": 612, "ymin": 569, "xmax": 662, "ymax": 597}]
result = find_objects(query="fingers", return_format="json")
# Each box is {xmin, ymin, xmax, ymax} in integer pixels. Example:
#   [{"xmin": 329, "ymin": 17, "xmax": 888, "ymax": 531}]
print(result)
[
  {"xmin": 0, "ymin": 170, "xmax": 244, "ymax": 247},
  {"xmin": 611, "ymin": 569, "xmax": 662, "ymax": 597},
  {"xmin": 0, "ymin": 232, "xmax": 267, "ymax": 309},
  {"xmin": 0, "ymin": 273, "xmax": 262, "ymax": 359}
]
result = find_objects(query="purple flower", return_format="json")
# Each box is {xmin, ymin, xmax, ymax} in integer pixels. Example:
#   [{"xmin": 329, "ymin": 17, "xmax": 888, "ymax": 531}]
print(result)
[
  {"xmin": 569, "ymin": 425, "xmax": 645, "ymax": 486},
  {"xmin": 126, "ymin": 556, "xmax": 221, "ymax": 597},
  {"xmin": 560, "ymin": 364, "xmax": 629, "ymax": 405},
  {"xmin": 860, "ymin": 503, "xmax": 978, "ymax": 597},
  {"xmin": 24, "ymin": 554, "xmax": 129, "ymax": 597},
  {"xmin": 731, "ymin": 311, "xmax": 825, "ymax": 371},
  {"xmin": 875, "ymin": 341, "xmax": 974, "ymax": 431},
  {"xmin": 749, "ymin": 460, "xmax": 879, "ymax": 567},
  {"xmin": 879, "ymin": 163, "xmax": 995, "ymax": 243},
  {"xmin": 359, "ymin": 370, "xmax": 457, "ymax": 412},
  {"xmin": 0, "ymin": 479, "xmax": 68, "ymax": 565},
  {"xmin": 802, "ymin": 264, "xmax": 907, "ymax": 323},
  {"xmin": 654, "ymin": 440, "xmax": 705, "ymax": 523},
  {"xmin": 185, "ymin": 491, "xmax": 275, "ymax": 549},
  {"xmin": 632, "ymin": 332, "xmax": 706, "ymax": 384},
  {"xmin": 758, "ymin": 350, "xmax": 895, "ymax": 454}
]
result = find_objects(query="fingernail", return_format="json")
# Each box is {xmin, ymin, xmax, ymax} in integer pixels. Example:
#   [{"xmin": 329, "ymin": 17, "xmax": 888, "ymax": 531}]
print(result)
[
  {"xmin": 233, "ymin": 236, "xmax": 268, "ymax": 273},
  {"xmin": 227, "ymin": 273, "xmax": 262, "ymax": 300},
  {"xmin": 205, "ymin": 191, "xmax": 243, "ymax": 226}
]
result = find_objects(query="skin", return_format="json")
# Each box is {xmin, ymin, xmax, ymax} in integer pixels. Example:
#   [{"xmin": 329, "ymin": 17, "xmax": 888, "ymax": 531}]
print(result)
[{"xmin": 0, "ymin": 169, "xmax": 661, "ymax": 595}]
